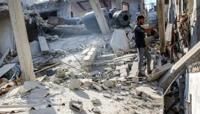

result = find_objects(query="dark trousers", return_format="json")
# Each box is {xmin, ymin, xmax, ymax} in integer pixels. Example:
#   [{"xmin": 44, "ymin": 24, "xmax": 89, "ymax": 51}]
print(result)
[{"xmin": 137, "ymin": 48, "xmax": 151, "ymax": 73}]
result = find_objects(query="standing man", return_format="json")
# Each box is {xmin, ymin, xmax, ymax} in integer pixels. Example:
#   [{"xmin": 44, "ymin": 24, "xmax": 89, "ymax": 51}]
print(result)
[{"xmin": 134, "ymin": 15, "xmax": 152, "ymax": 79}]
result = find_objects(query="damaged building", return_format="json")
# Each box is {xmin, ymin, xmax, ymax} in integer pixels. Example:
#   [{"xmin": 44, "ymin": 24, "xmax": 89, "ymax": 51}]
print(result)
[{"xmin": 0, "ymin": 0, "xmax": 200, "ymax": 114}]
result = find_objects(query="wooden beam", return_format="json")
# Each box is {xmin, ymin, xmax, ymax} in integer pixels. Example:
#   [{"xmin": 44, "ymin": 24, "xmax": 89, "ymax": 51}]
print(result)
[
  {"xmin": 8, "ymin": 0, "xmax": 35, "ymax": 81},
  {"xmin": 159, "ymin": 42, "xmax": 200, "ymax": 94},
  {"xmin": 89, "ymin": 0, "xmax": 110, "ymax": 34},
  {"xmin": 157, "ymin": 0, "xmax": 165, "ymax": 53}
]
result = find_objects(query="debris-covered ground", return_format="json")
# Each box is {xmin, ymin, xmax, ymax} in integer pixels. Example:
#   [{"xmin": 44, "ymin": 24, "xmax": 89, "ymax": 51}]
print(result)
[{"xmin": 0, "ymin": 34, "xmax": 163, "ymax": 114}]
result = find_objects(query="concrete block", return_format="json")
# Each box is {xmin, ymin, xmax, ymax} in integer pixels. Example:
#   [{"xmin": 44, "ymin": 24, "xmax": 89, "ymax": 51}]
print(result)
[
  {"xmin": 81, "ymin": 79, "xmax": 93, "ymax": 88},
  {"xmin": 83, "ymin": 47, "xmax": 97, "ymax": 71},
  {"xmin": 92, "ymin": 83, "xmax": 102, "ymax": 92},
  {"xmin": 136, "ymin": 86, "xmax": 163, "ymax": 103},
  {"xmin": 91, "ymin": 98, "xmax": 101, "ymax": 106},
  {"xmin": 38, "ymin": 36, "xmax": 49, "ymax": 53},
  {"xmin": 30, "ymin": 41, "xmax": 41, "ymax": 56},
  {"xmin": 116, "ymin": 64, "xmax": 129, "ymax": 71},
  {"xmin": 69, "ymin": 79, "xmax": 81, "ymax": 90},
  {"xmin": 120, "ymin": 68, "xmax": 128, "ymax": 77},
  {"xmin": 148, "ymin": 63, "xmax": 172, "ymax": 81},
  {"xmin": 103, "ymin": 93, "xmax": 112, "ymax": 98},
  {"xmin": 103, "ymin": 80, "xmax": 115, "ymax": 88},
  {"xmin": 92, "ymin": 107, "xmax": 101, "ymax": 114}
]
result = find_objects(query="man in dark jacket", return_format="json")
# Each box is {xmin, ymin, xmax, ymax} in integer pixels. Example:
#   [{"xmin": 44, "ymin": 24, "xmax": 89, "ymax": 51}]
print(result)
[{"xmin": 134, "ymin": 15, "xmax": 152, "ymax": 79}]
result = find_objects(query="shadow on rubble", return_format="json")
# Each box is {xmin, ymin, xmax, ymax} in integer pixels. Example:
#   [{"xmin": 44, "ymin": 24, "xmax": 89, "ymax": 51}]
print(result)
[
  {"xmin": 20, "ymin": 82, "xmax": 58, "ymax": 114},
  {"xmin": 72, "ymin": 89, "xmax": 90, "ymax": 100},
  {"xmin": 72, "ymin": 110, "xmax": 87, "ymax": 114}
]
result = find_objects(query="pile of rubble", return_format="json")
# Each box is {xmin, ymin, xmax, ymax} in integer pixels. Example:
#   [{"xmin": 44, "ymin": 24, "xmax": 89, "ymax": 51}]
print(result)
[{"xmin": 0, "ymin": 35, "xmax": 164, "ymax": 113}]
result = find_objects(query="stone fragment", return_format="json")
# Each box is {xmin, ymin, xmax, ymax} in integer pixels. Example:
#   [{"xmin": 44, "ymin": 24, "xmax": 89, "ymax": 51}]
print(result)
[
  {"xmin": 103, "ymin": 93, "xmax": 112, "ymax": 98},
  {"xmin": 69, "ymin": 79, "xmax": 81, "ymax": 90},
  {"xmin": 20, "ymin": 81, "xmax": 44, "ymax": 94},
  {"xmin": 81, "ymin": 79, "xmax": 93, "ymax": 88},
  {"xmin": 135, "ymin": 86, "xmax": 163, "ymax": 103},
  {"xmin": 101, "ymin": 84, "xmax": 109, "ymax": 90},
  {"xmin": 113, "ymin": 70, "xmax": 120, "ymax": 76},
  {"xmin": 92, "ymin": 107, "xmax": 101, "ymax": 114},
  {"xmin": 120, "ymin": 91, "xmax": 129, "ymax": 96},
  {"xmin": 56, "ymin": 68, "xmax": 68, "ymax": 78},
  {"xmin": 92, "ymin": 83, "xmax": 102, "ymax": 92},
  {"xmin": 91, "ymin": 98, "xmax": 101, "ymax": 106},
  {"xmin": 120, "ymin": 69, "xmax": 128, "ymax": 77},
  {"xmin": 114, "ymin": 96, "xmax": 124, "ymax": 101},
  {"xmin": 69, "ymin": 100, "xmax": 83, "ymax": 112},
  {"xmin": 103, "ymin": 80, "xmax": 115, "ymax": 88}
]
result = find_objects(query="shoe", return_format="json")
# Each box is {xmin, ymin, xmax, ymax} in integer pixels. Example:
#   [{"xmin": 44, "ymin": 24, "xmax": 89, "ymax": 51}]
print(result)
[{"xmin": 147, "ymin": 70, "xmax": 152, "ymax": 75}]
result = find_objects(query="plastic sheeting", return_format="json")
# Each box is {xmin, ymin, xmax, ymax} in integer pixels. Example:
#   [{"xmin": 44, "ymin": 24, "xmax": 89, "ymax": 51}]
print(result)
[{"xmin": 110, "ymin": 29, "xmax": 130, "ymax": 54}]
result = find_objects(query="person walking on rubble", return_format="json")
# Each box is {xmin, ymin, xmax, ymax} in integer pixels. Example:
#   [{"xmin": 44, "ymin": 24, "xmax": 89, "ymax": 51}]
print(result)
[{"xmin": 134, "ymin": 15, "xmax": 152, "ymax": 80}]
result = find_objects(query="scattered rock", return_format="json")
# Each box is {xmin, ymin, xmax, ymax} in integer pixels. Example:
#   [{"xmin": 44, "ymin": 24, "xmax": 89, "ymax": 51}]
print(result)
[
  {"xmin": 92, "ymin": 107, "xmax": 101, "ymax": 114},
  {"xmin": 120, "ymin": 69, "xmax": 128, "ymax": 77},
  {"xmin": 104, "ymin": 67, "xmax": 113, "ymax": 72},
  {"xmin": 103, "ymin": 93, "xmax": 112, "ymax": 98},
  {"xmin": 120, "ymin": 86, "xmax": 130, "ymax": 91},
  {"xmin": 91, "ymin": 98, "xmax": 101, "ymax": 106},
  {"xmin": 103, "ymin": 80, "xmax": 115, "ymax": 88},
  {"xmin": 69, "ymin": 79, "xmax": 81, "ymax": 90},
  {"xmin": 101, "ymin": 84, "xmax": 109, "ymax": 90},
  {"xmin": 46, "ymin": 69, "xmax": 56, "ymax": 76},
  {"xmin": 120, "ymin": 91, "xmax": 129, "ymax": 96},
  {"xmin": 56, "ymin": 68, "xmax": 68, "ymax": 78},
  {"xmin": 135, "ymin": 86, "xmax": 163, "ymax": 103},
  {"xmin": 113, "ymin": 70, "xmax": 120, "ymax": 76},
  {"xmin": 69, "ymin": 100, "xmax": 83, "ymax": 112},
  {"xmin": 20, "ymin": 81, "xmax": 44, "ymax": 94},
  {"xmin": 81, "ymin": 79, "xmax": 93, "ymax": 88},
  {"xmin": 114, "ymin": 96, "xmax": 124, "ymax": 101},
  {"xmin": 92, "ymin": 83, "xmax": 102, "ymax": 92}
]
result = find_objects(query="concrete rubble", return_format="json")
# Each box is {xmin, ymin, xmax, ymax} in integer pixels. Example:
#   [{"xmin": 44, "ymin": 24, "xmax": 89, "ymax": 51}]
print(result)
[{"xmin": 0, "ymin": 1, "xmax": 173, "ymax": 114}]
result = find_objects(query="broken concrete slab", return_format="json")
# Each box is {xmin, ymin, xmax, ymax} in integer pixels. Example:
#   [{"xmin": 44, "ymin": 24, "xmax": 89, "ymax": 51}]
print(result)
[
  {"xmin": 136, "ymin": 86, "xmax": 163, "ymax": 103},
  {"xmin": 38, "ymin": 36, "xmax": 50, "ymax": 53},
  {"xmin": 30, "ymin": 41, "xmax": 41, "ymax": 57},
  {"xmin": 120, "ymin": 68, "xmax": 128, "ymax": 77},
  {"xmin": 159, "ymin": 42, "xmax": 200, "ymax": 93},
  {"xmin": 83, "ymin": 46, "xmax": 97, "ymax": 71},
  {"xmin": 19, "ymin": 81, "xmax": 45, "ymax": 94},
  {"xmin": 148, "ymin": 63, "xmax": 172, "ymax": 81},
  {"xmin": 0, "ymin": 63, "xmax": 16, "ymax": 78},
  {"xmin": 69, "ymin": 79, "xmax": 81, "ymax": 90}
]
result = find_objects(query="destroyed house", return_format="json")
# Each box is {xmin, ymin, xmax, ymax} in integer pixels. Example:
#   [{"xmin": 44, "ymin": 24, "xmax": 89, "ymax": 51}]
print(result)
[{"xmin": 0, "ymin": 0, "xmax": 200, "ymax": 114}]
